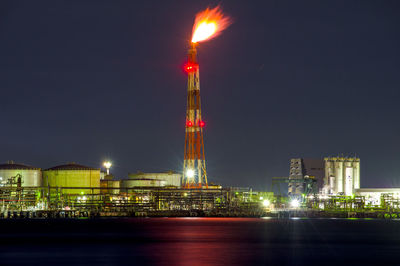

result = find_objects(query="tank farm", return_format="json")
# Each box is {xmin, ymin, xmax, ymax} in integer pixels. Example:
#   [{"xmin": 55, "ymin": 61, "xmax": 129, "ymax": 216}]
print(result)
[
  {"xmin": 1, "ymin": 159, "xmax": 399, "ymax": 219},
  {"xmin": 2, "ymin": 7, "xmax": 400, "ymax": 219}
]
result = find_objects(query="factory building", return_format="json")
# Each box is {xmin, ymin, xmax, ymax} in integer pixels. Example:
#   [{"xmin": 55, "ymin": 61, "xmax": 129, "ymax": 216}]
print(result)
[
  {"xmin": 288, "ymin": 158, "xmax": 324, "ymax": 195},
  {"xmin": 120, "ymin": 171, "xmax": 181, "ymax": 191},
  {"xmin": 42, "ymin": 163, "xmax": 100, "ymax": 195},
  {"xmin": 324, "ymin": 157, "xmax": 360, "ymax": 196},
  {"xmin": 0, "ymin": 161, "xmax": 42, "ymax": 187},
  {"xmin": 288, "ymin": 159, "xmax": 303, "ymax": 195},
  {"xmin": 355, "ymin": 188, "xmax": 400, "ymax": 206},
  {"xmin": 288, "ymin": 157, "xmax": 361, "ymax": 196}
]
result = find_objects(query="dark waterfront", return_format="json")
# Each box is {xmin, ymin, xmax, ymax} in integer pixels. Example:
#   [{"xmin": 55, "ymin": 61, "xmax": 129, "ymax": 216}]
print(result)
[{"xmin": 0, "ymin": 218, "xmax": 400, "ymax": 265}]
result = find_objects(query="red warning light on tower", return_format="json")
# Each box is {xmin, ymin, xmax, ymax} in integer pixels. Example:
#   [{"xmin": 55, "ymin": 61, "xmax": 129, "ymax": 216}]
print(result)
[
  {"xmin": 184, "ymin": 62, "xmax": 198, "ymax": 73},
  {"xmin": 186, "ymin": 120, "xmax": 193, "ymax": 127},
  {"xmin": 199, "ymin": 120, "xmax": 205, "ymax": 128}
]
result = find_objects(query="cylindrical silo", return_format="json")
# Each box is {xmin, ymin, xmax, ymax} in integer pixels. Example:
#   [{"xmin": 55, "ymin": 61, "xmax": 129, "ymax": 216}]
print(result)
[
  {"xmin": 324, "ymin": 159, "xmax": 331, "ymax": 190},
  {"xmin": 324, "ymin": 156, "xmax": 361, "ymax": 195},
  {"xmin": 335, "ymin": 159, "xmax": 344, "ymax": 194},
  {"xmin": 344, "ymin": 161, "xmax": 354, "ymax": 196},
  {"xmin": 353, "ymin": 159, "xmax": 360, "ymax": 189}
]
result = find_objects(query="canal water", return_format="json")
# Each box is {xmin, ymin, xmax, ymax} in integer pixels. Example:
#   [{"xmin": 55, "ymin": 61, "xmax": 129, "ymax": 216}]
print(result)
[{"xmin": 0, "ymin": 217, "xmax": 399, "ymax": 265}]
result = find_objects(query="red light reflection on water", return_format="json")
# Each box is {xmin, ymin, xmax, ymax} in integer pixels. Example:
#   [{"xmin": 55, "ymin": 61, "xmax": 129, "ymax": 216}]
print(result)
[{"xmin": 132, "ymin": 218, "xmax": 265, "ymax": 265}]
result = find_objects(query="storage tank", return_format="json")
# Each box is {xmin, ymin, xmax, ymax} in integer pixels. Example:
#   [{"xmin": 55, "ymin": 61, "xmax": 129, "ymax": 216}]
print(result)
[
  {"xmin": 120, "ymin": 178, "xmax": 165, "ymax": 191},
  {"xmin": 119, "ymin": 171, "xmax": 182, "ymax": 192},
  {"xmin": 100, "ymin": 174, "xmax": 120, "ymax": 194},
  {"xmin": 0, "ymin": 161, "xmax": 42, "ymax": 187},
  {"xmin": 128, "ymin": 172, "xmax": 182, "ymax": 187},
  {"xmin": 42, "ymin": 163, "xmax": 100, "ymax": 195}
]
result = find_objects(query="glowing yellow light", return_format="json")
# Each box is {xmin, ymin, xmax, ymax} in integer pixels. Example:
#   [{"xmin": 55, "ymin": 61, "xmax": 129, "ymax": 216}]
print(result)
[
  {"xmin": 290, "ymin": 199, "xmax": 300, "ymax": 208},
  {"xmin": 263, "ymin": 200, "xmax": 270, "ymax": 207},
  {"xmin": 103, "ymin": 161, "xmax": 112, "ymax": 169},
  {"xmin": 186, "ymin": 169, "xmax": 195, "ymax": 178},
  {"xmin": 192, "ymin": 22, "xmax": 217, "ymax": 43}
]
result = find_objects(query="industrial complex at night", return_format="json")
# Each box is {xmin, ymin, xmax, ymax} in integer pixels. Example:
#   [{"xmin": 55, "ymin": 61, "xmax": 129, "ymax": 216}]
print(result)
[
  {"xmin": 3, "ymin": 1, "xmax": 400, "ymax": 265},
  {"xmin": 1, "ymin": 154, "xmax": 400, "ymax": 219},
  {"xmin": 0, "ymin": 5, "xmax": 400, "ymax": 220}
]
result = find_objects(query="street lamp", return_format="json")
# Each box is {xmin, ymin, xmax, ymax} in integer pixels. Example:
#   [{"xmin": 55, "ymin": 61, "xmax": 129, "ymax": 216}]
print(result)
[{"xmin": 103, "ymin": 161, "xmax": 112, "ymax": 175}]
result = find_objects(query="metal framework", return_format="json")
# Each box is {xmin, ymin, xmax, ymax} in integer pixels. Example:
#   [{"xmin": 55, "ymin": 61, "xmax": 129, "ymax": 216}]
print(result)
[
  {"xmin": 272, "ymin": 176, "xmax": 317, "ymax": 197},
  {"xmin": 0, "ymin": 186, "xmax": 234, "ymax": 217},
  {"xmin": 183, "ymin": 43, "xmax": 208, "ymax": 188}
]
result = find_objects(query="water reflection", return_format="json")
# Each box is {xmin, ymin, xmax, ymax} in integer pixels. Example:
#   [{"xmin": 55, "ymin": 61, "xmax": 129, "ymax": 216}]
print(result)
[{"xmin": 1, "ymin": 218, "xmax": 400, "ymax": 265}]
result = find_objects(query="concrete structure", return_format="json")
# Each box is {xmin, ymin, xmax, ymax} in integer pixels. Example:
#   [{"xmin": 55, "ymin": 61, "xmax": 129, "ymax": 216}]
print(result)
[
  {"xmin": 0, "ymin": 161, "xmax": 42, "ymax": 187},
  {"xmin": 324, "ymin": 157, "xmax": 360, "ymax": 196},
  {"xmin": 288, "ymin": 158, "xmax": 324, "ymax": 195},
  {"xmin": 288, "ymin": 159, "xmax": 304, "ymax": 195},
  {"xmin": 42, "ymin": 163, "xmax": 100, "ymax": 195}
]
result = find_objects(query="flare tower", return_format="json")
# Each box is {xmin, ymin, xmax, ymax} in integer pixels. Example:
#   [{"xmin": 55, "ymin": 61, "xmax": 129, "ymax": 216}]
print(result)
[{"xmin": 183, "ymin": 43, "xmax": 208, "ymax": 188}]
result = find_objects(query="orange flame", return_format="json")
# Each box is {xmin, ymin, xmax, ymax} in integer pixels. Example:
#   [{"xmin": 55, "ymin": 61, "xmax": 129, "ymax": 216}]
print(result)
[{"xmin": 191, "ymin": 6, "xmax": 232, "ymax": 43}]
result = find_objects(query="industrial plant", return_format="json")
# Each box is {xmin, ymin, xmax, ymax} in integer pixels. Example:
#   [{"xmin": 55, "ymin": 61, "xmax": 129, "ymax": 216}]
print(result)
[
  {"xmin": 0, "ymin": 160, "xmax": 268, "ymax": 218},
  {"xmin": 274, "ymin": 156, "xmax": 400, "ymax": 218},
  {"xmin": 1, "ymin": 6, "xmax": 399, "ymax": 220},
  {"xmin": 1, "ymin": 154, "xmax": 400, "ymax": 219}
]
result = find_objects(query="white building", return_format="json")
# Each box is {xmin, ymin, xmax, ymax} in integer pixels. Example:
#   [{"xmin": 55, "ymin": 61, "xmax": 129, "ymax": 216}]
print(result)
[
  {"xmin": 355, "ymin": 188, "xmax": 400, "ymax": 206},
  {"xmin": 324, "ymin": 157, "xmax": 360, "ymax": 196}
]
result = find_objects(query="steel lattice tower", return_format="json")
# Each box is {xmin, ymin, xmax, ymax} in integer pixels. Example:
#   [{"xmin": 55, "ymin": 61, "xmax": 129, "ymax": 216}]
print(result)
[{"xmin": 183, "ymin": 43, "xmax": 208, "ymax": 188}]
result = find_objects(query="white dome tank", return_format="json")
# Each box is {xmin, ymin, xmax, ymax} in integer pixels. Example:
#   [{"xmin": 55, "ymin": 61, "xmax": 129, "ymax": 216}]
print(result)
[{"xmin": 0, "ymin": 161, "xmax": 42, "ymax": 187}]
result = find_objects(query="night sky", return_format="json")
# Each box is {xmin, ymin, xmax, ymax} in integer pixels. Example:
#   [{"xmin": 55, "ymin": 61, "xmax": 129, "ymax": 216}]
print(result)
[{"xmin": 1, "ymin": 1, "xmax": 400, "ymax": 190}]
